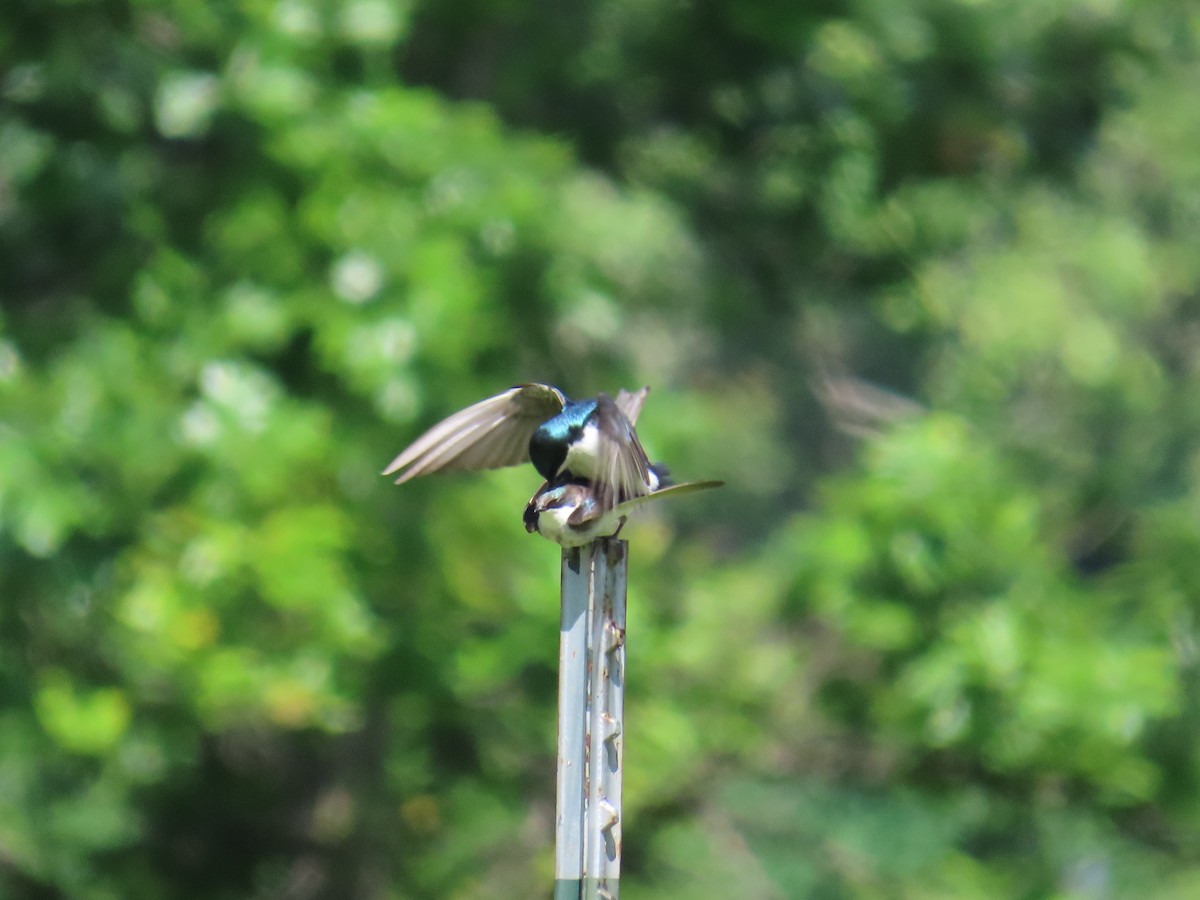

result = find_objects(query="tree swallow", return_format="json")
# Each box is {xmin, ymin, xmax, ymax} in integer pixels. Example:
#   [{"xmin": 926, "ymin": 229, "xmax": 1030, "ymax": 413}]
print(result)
[
  {"xmin": 522, "ymin": 477, "xmax": 724, "ymax": 547},
  {"xmin": 383, "ymin": 384, "xmax": 661, "ymax": 510}
]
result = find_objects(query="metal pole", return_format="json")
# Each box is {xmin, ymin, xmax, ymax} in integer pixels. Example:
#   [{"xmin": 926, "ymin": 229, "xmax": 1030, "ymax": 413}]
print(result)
[
  {"xmin": 585, "ymin": 539, "xmax": 625, "ymax": 898},
  {"xmin": 556, "ymin": 539, "xmax": 626, "ymax": 900},
  {"xmin": 555, "ymin": 546, "xmax": 590, "ymax": 900}
]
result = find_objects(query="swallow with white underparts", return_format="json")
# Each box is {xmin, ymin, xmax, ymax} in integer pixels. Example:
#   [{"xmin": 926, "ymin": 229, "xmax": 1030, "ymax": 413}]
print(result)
[
  {"xmin": 383, "ymin": 384, "xmax": 661, "ymax": 510},
  {"xmin": 522, "ymin": 476, "xmax": 724, "ymax": 547},
  {"xmin": 384, "ymin": 383, "xmax": 724, "ymax": 543}
]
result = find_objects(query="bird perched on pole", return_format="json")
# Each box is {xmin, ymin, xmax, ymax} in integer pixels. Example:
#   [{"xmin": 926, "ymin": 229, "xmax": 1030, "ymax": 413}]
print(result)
[
  {"xmin": 521, "ymin": 477, "xmax": 723, "ymax": 547},
  {"xmin": 383, "ymin": 383, "xmax": 722, "ymax": 544}
]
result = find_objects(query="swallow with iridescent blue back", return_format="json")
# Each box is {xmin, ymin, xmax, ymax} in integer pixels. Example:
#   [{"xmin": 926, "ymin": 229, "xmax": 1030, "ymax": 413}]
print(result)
[
  {"xmin": 385, "ymin": 384, "xmax": 655, "ymax": 505},
  {"xmin": 384, "ymin": 383, "xmax": 722, "ymax": 542}
]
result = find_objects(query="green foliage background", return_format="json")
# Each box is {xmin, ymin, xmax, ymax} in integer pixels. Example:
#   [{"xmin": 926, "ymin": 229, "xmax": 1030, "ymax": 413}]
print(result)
[{"xmin": 2, "ymin": 0, "xmax": 1200, "ymax": 896}]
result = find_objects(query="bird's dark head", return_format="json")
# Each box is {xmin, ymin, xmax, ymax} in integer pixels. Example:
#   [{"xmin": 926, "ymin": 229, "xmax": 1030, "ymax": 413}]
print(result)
[
  {"xmin": 528, "ymin": 428, "xmax": 568, "ymax": 481},
  {"xmin": 523, "ymin": 499, "xmax": 541, "ymax": 533},
  {"xmin": 528, "ymin": 400, "xmax": 596, "ymax": 481},
  {"xmin": 524, "ymin": 482, "xmax": 576, "ymax": 534}
]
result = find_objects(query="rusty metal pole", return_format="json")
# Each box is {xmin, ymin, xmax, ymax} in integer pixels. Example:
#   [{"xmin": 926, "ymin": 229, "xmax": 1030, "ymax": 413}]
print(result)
[{"xmin": 555, "ymin": 539, "xmax": 626, "ymax": 900}]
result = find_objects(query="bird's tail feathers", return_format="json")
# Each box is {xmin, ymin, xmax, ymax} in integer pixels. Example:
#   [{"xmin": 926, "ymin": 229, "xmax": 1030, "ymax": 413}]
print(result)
[{"xmin": 612, "ymin": 479, "xmax": 724, "ymax": 517}]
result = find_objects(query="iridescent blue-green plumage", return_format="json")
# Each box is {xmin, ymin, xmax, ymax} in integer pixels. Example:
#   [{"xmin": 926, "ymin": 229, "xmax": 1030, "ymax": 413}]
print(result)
[
  {"xmin": 384, "ymin": 384, "xmax": 655, "ymax": 511},
  {"xmin": 529, "ymin": 398, "xmax": 598, "ymax": 482},
  {"xmin": 385, "ymin": 382, "xmax": 722, "ymax": 543}
]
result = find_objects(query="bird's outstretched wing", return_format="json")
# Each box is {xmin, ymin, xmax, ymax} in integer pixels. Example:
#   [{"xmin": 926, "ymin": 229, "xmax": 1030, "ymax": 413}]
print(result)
[
  {"xmin": 567, "ymin": 480, "xmax": 725, "ymax": 527},
  {"xmin": 384, "ymin": 383, "xmax": 566, "ymax": 483},
  {"xmin": 614, "ymin": 386, "xmax": 649, "ymax": 425},
  {"xmin": 591, "ymin": 392, "xmax": 656, "ymax": 510}
]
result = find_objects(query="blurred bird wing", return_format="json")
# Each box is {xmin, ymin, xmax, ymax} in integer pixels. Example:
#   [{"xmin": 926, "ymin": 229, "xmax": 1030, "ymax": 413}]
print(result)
[
  {"xmin": 592, "ymin": 393, "xmax": 655, "ymax": 509},
  {"xmin": 568, "ymin": 480, "xmax": 725, "ymax": 526},
  {"xmin": 614, "ymin": 386, "xmax": 650, "ymax": 425},
  {"xmin": 384, "ymin": 383, "xmax": 566, "ymax": 483}
]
